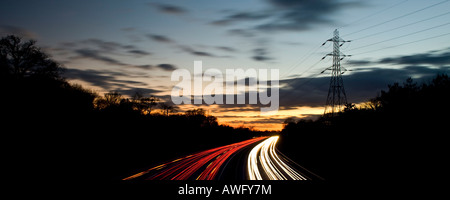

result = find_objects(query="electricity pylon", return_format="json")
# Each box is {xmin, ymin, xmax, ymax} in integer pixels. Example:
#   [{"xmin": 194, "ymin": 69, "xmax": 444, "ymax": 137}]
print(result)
[{"xmin": 322, "ymin": 29, "xmax": 351, "ymax": 116}]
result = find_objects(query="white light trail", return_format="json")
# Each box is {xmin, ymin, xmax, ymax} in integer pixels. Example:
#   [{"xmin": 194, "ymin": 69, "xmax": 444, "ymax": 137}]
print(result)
[{"xmin": 247, "ymin": 136, "xmax": 308, "ymax": 180}]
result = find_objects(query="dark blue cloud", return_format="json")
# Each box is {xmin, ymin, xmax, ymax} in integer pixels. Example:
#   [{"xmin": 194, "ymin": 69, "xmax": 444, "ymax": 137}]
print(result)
[
  {"xmin": 212, "ymin": 0, "xmax": 364, "ymax": 33},
  {"xmin": 147, "ymin": 34, "xmax": 175, "ymax": 43},
  {"xmin": 348, "ymin": 47, "xmax": 450, "ymax": 67},
  {"xmin": 379, "ymin": 51, "xmax": 450, "ymax": 66},
  {"xmin": 65, "ymin": 68, "xmax": 146, "ymax": 90},
  {"xmin": 252, "ymin": 48, "xmax": 273, "ymax": 62},
  {"xmin": 149, "ymin": 3, "xmax": 188, "ymax": 14}
]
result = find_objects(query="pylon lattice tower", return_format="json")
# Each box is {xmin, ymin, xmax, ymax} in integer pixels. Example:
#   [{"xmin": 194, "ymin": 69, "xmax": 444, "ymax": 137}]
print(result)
[{"xmin": 322, "ymin": 29, "xmax": 350, "ymax": 116}]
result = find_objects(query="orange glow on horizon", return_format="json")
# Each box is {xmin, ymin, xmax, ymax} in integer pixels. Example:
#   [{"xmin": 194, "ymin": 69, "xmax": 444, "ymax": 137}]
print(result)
[{"xmin": 176, "ymin": 104, "xmax": 325, "ymax": 132}]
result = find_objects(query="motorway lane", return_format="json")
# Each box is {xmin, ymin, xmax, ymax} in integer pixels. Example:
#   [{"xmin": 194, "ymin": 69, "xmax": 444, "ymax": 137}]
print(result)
[
  {"xmin": 123, "ymin": 136, "xmax": 321, "ymax": 180},
  {"xmin": 122, "ymin": 137, "xmax": 267, "ymax": 180},
  {"xmin": 247, "ymin": 136, "xmax": 322, "ymax": 180},
  {"xmin": 215, "ymin": 138, "xmax": 262, "ymax": 180}
]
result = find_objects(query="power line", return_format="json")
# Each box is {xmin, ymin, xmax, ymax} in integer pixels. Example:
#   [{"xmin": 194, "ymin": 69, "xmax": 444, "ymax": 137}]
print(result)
[
  {"xmin": 279, "ymin": 43, "xmax": 330, "ymax": 100},
  {"xmin": 278, "ymin": 59, "xmax": 325, "ymax": 100},
  {"xmin": 353, "ymin": 31, "xmax": 450, "ymax": 55},
  {"xmin": 293, "ymin": 58, "xmax": 323, "ymax": 79},
  {"xmin": 280, "ymin": 44, "xmax": 322, "ymax": 79},
  {"xmin": 343, "ymin": 0, "xmax": 450, "ymax": 37},
  {"xmin": 281, "ymin": 31, "xmax": 338, "ymax": 80},
  {"xmin": 352, "ymin": 10, "xmax": 450, "ymax": 41},
  {"xmin": 338, "ymin": 0, "xmax": 410, "ymax": 29},
  {"xmin": 349, "ymin": 21, "xmax": 450, "ymax": 52}
]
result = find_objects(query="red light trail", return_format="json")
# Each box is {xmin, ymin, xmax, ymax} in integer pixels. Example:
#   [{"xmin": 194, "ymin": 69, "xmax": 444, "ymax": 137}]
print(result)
[{"xmin": 123, "ymin": 137, "xmax": 267, "ymax": 180}]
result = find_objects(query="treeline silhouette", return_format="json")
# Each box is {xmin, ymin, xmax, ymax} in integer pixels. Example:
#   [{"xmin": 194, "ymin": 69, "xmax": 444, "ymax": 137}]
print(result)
[
  {"xmin": 279, "ymin": 74, "xmax": 449, "ymax": 186},
  {"xmin": 1, "ymin": 35, "xmax": 271, "ymax": 181}
]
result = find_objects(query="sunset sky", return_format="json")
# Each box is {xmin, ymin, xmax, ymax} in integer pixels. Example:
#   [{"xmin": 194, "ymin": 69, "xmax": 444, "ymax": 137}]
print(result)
[{"xmin": 2, "ymin": 0, "xmax": 450, "ymax": 130}]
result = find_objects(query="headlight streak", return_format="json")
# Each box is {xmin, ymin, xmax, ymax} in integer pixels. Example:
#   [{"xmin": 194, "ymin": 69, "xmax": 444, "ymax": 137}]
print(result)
[
  {"xmin": 248, "ymin": 140, "xmax": 265, "ymax": 180},
  {"xmin": 247, "ymin": 136, "xmax": 308, "ymax": 180}
]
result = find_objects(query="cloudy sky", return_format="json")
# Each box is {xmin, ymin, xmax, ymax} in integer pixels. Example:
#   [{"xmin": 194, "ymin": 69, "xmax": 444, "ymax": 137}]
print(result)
[{"xmin": 1, "ymin": 0, "xmax": 450, "ymax": 130}]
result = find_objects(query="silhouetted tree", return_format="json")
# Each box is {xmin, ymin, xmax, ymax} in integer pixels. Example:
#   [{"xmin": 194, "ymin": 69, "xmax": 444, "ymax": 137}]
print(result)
[
  {"xmin": 105, "ymin": 91, "xmax": 122, "ymax": 105},
  {"xmin": 184, "ymin": 108, "xmax": 219, "ymax": 127},
  {"xmin": 185, "ymin": 108, "xmax": 206, "ymax": 117},
  {"xmin": 0, "ymin": 35, "xmax": 63, "ymax": 80},
  {"xmin": 95, "ymin": 91, "xmax": 122, "ymax": 109},
  {"xmin": 159, "ymin": 102, "xmax": 176, "ymax": 116},
  {"xmin": 203, "ymin": 115, "xmax": 218, "ymax": 127},
  {"xmin": 343, "ymin": 103, "xmax": 355, "ymax": 112},
  {"xmin": 283, "ymin": 117, "xmax": 297, "ymax": 129},
  {"xmin": 145, "ymin": 96, "xmax": 159, "ymax": 114},
  {"xmin": 132, "ymin": 91, "xmax": 159, "ymax": 115},
  {"xmin": 0, "ymin": 35, "xmax": 97, "ymax": 119}
]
